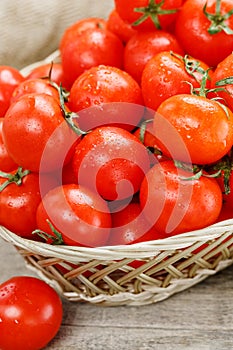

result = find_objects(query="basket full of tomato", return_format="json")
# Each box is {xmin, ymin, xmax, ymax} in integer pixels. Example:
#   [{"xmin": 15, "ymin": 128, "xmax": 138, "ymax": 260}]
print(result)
[{"xmin": 0, "ymin": 0, "xmax": 233, "ymax": 306}]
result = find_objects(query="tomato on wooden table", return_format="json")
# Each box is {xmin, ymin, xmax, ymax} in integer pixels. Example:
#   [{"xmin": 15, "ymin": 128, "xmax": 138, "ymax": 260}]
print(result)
[
  {"xmin": 68, "ymin": 65, "xmax": 144, "ymax": 131},
  {"xmin": 0, "ymin": 276, "xmax": 63, "ymax": 350},
  {"xmin": 175, "ymin": 0, "xmax": 233, "ymax": 68},
  {"xmin": 140, "ymin": 160, "xmax": 223, "ymax": 236}
]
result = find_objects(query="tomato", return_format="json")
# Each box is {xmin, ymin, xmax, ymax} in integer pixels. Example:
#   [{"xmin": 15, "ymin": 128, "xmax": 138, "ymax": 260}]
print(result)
[
  {"xmin": 106, "ymin": 9, "xmax": 138, "ymax": 43},
  {"xmin": 68, "ymin": 65, "xmax": 144, "ymax": 131},
  {"xmin": 114, "ymin": 0, "xmax": 182, "ymax": 31},
  {"xmin": 60, "ymin": 23, "xmax": 124, "ymax": 89},
  {"xmin": 0, "ymin": 118, "xmax": 17, "ymax": 172},
  {"xmin": 123, "ymin": 30, "xmax": 184, "ymax": 83},
  {"xmin": 141, "ymin": 51, "xmax": 213, "ymax": 112},
  {"xmin": 0, "ymin": 66, "xmax": 24, "ymax": 117},
  {"xmin": 11, "ymin": 78, "xmax": 60, "ymax": 104},
  {"xmin": 26, "ymin": 62, "xmax": 65, "ymax": 88},
  {"xmin": 0, "ymin": 276, "xmax": 62, "ymax": 350},
  {"xmin": 210, "ymin": 52, "xmax": 233, "ymax": 112},
  {"xmin": 139, "ymin": 160, "xmax": 223, "ymax": 236},
  {"xmin": 2, "ymin": 93, "xmax": 77, "ymax": 172},
  {"xmin": 175, "ymin": 0, "xmax": 233, "ymax": 68},
  {"xmin": 154, "ymin": 94, "xmax": 233, "ymax": 165},
  {"xmin": 72, "ymin": 126, "xmax": 150, "ymax": 201},
  {"xmin": 0, "ymin": 169, "xmax": 41, "ymax": 237},
  {"xmin": 108, "ymin": 202, "xmax": 163, "ymax": 245},
  {"xmin": 36, "ymin": 184, "xmax": 111, "ymax": 247}
]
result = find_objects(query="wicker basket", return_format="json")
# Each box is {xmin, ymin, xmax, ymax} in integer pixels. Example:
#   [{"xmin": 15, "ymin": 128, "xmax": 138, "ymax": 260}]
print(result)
[{"xmin": 1, "ymin": 51, "xmax": 233, "ymax": 306}]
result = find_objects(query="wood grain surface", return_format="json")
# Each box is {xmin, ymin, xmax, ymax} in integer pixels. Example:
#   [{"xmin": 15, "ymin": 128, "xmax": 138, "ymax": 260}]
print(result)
[{"xmin": 0, "ymin": 237, "xmax": 233, "ymax": 350}]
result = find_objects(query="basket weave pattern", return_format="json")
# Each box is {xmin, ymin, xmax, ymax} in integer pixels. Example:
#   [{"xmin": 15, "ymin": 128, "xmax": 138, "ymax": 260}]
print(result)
[{"xmin": 1, "ymin": 52, "xmax": 233, "ymax": 306}]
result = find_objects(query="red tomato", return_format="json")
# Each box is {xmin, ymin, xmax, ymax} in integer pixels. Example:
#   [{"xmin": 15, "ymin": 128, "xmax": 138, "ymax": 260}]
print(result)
[
  {"xmin": 2, "ymin": 93, "xmax": 77, "ymax": 172},
  {"xmin": 0, "ymin": 66, "xmax": 24, "ymax": 117},
  {"xmin": 140, "ymin": 160, "xmax": 223, "ymax": 236},
  {"xmin": 11, "ymin": 78, "xmax": 60, "ymax": 103},
  {"xmin": 68, "ymin": 65, "xmax": 144, "ymax": 131},
  {"xmin": 123, "ymin": 30, "xmax": 184, "ymax": 83},
  {"xmin": 0, "ymin": 118, "xmax": 17, "ymax": 172},
  {"xmin": 0, "ymin": 276, "xmax": 62, "ymax": 350},
  {"xmin": 175, "ymin": 0, "xmax": 233, "ymax": 67},
  {"xmin": 141, "ymin": 51, "xmax": 213, "ymax": 112},
  {"xmin": 106, "ymin": 9, "xmax": 138, "ymax": 43},
  {"xmin": 36, "ymin": 184, "xmax": 111, "ymax": 247},
  {"xmin": 26, "ymin": 62, "xmax": 65, "ymax": 88},
  {"xmin": 108, "ymin": 202, "xmax": 163, "ymax": 245},
  {"xmin": 211, "ymin": 52, "xmax": 233, "ymax": 112},
  {"xmin": 0, "ymin": 169, "xmax": 41, "ymax": 237},
  {"xmin": 60, "ymin": 23, "xmax": 124, "ymax": 89},
  {"xmin": 155, "ymin": 94, "xmax": 233, "ymax": 165},
  {"xmin": 114, "ymin": 0, "xmax": 182, "ymax": 31},
  {"xmin": 72, "ymin": 126, "xmax": 150, "ymax": 201}
]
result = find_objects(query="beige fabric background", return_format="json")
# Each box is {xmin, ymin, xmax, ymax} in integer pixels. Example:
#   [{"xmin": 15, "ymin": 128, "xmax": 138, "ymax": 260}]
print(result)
[{"xmin": 0, "ymin": 0, "xmax": 114, "ymax": 69}]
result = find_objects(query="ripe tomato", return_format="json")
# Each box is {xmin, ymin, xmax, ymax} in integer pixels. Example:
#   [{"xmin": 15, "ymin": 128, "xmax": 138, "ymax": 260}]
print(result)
[
  {"xmin": 114, "ymin": 0, "xmax": 182, "ymax": 31},
  {"xmin": 0, "ymin": 168, "xmax": 58, "ymax": 237},
  {"xmin": 36, "ymin": 184, "xmax": 111, "ymax": 247},
  {"xmin": 26, "ymin": 62, "xmax": 65, "ymax": 88},
  {"xmin": 68, "ymin": 65, "xmax": 144, "ymax": 131},
  {"xmin": 0, "ymin": 66, "xmax": 24, "ymax": 117},
  {"xmin": 108, "ymin": 202, "xmax": 163, "ymax": 245},
  {"xmin": 0, "ymin": 118, "xmax": 17, "ymax": 172},
  {"xmin": 106, "ymin": 9, "xmax": 138, "ymax": 43},
  {"xmin": 140, "ymin": 160, "xmax": 223, "ymax": 236},
  {"xmin": 155, "ymin": 94, "xmax": 233, "ymax": 165},
  {"xmin": 60, "ymin": 23, "xmax": 124, "ymax": 89},
  {"xmin": 123, "ymin": 30, "xmax": 184, "ymax": 83},
  {"xmin": 2, "ymin": 93, "xmax": 77, "ymax": 172},
  {"xmin": 72, "ymin": 126, "xmax": 150, "ymax": 201},
  {"xmin": 141, "ymin": 51, "xmax": 213, "ymax": 112},
  {"xmin": 175, "ymin": 0, "xmax": 233, "ymax": 67},
  {"xmin": 211, "ymin": 52, "xmax": 233, "ymax": 112},
  {"xmin": 11, "ymin": 78, "xmax": 60, "ymax": 104},
  {"xmin": 0, "ymin": 276, "xmax": 62, "ymax": 350}
]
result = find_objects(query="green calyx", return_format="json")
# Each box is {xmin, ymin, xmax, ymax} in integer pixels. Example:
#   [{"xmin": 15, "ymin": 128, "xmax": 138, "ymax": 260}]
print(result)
[
  {"xmin": 132, "ymin": 0, "xmax": 179, "ymax": 29},
  {"xmin": 0, "ymin": 167, "xmax": 30, "ymax": 192},
  {"xmin": 32, "ymin": 219, "xmax": 64, "ymax": 245},
  {"xmin": 203, "ymin": 0, "xmax": 233, "ymax": 35}
]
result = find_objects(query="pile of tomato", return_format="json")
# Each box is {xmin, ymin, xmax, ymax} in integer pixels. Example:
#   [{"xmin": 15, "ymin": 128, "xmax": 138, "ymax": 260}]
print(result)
[{"xmin": 1, "ymin": 0, "xmax": 233, "ymax": 249}]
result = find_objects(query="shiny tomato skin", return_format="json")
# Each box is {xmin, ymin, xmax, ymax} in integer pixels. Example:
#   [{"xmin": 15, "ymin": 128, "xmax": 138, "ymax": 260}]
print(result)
[
  {"xmin": 72, "ymin": 126, "xmax": 150, "ymax": 201},
  {"xmin": 211, "ymin": 53, "xmax": 233, "ymax": 112},
  {"xmin": 60, "ymin": 26, "xmax": 124, "ymax": 89},
  {"xmin": 2, "ymin": 93, "xmax": 76, "ymax": 172},
  {"xmin": 11, "ymin": 78, "xmax": 60, "ymax": 103},
  {"xmin": 175, "ymin": 0, "xmax": 233, "ymax": 67},
  {"xmin": 0, "ymin": 170, "xmax": 57, "ymax": 238},
  {"xmin": 0, "ymin": 66, "xmax": 24, "ymax": 117},
  {"xmin": 106, "ymin": 9, "xmax": 138, "ymax": 43},
  {"xmin": 123, "ymin": 30, "xmax": 184, "ymax": 83},
  {"xmin": 0, "ymin": 276, "xmax": 62, "ymax": 350},
  {"xmin": 140, "ymin": 160, "xmax": 223, "ymax": 236},
  {"xmin": 0, "ymin": 118, "xmax": 17, "ymax": 172},
  {"xmin": 26, "ymin": 62, "xmax": 65, "ymax": 87},
  {"xmin": 68, "ymin": 65, "xmax": 144, "ymax": 131},
  {"xmin": 108, "ymin": 202, "xmax": 163, "ymax": 245},
  {"xmin": 36, "ymin": 184, "xmax": 111, "ymax": 247},
  {"xmin": 155, "ymin": 94, "xmax": 233, "ymax": 165},
  {"xmin": 141, "ymin": 51, "xmax": 213, "ymax": 112},
  {"xmin": 114, "ymin": 0, "xmax": 182, "ymax": 31}
]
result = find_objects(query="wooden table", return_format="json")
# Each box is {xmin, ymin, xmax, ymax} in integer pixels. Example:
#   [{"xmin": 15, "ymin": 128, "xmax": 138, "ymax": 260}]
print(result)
[{"xmin": 1, "ymin": 237, "xmax": 233, "ymax": 350}]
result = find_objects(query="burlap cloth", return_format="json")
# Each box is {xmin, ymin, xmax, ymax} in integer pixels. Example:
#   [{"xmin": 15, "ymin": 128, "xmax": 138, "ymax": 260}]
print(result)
[{"xmin": 0, "ymin": 0, "xmax": 114, "ymax": 69}]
